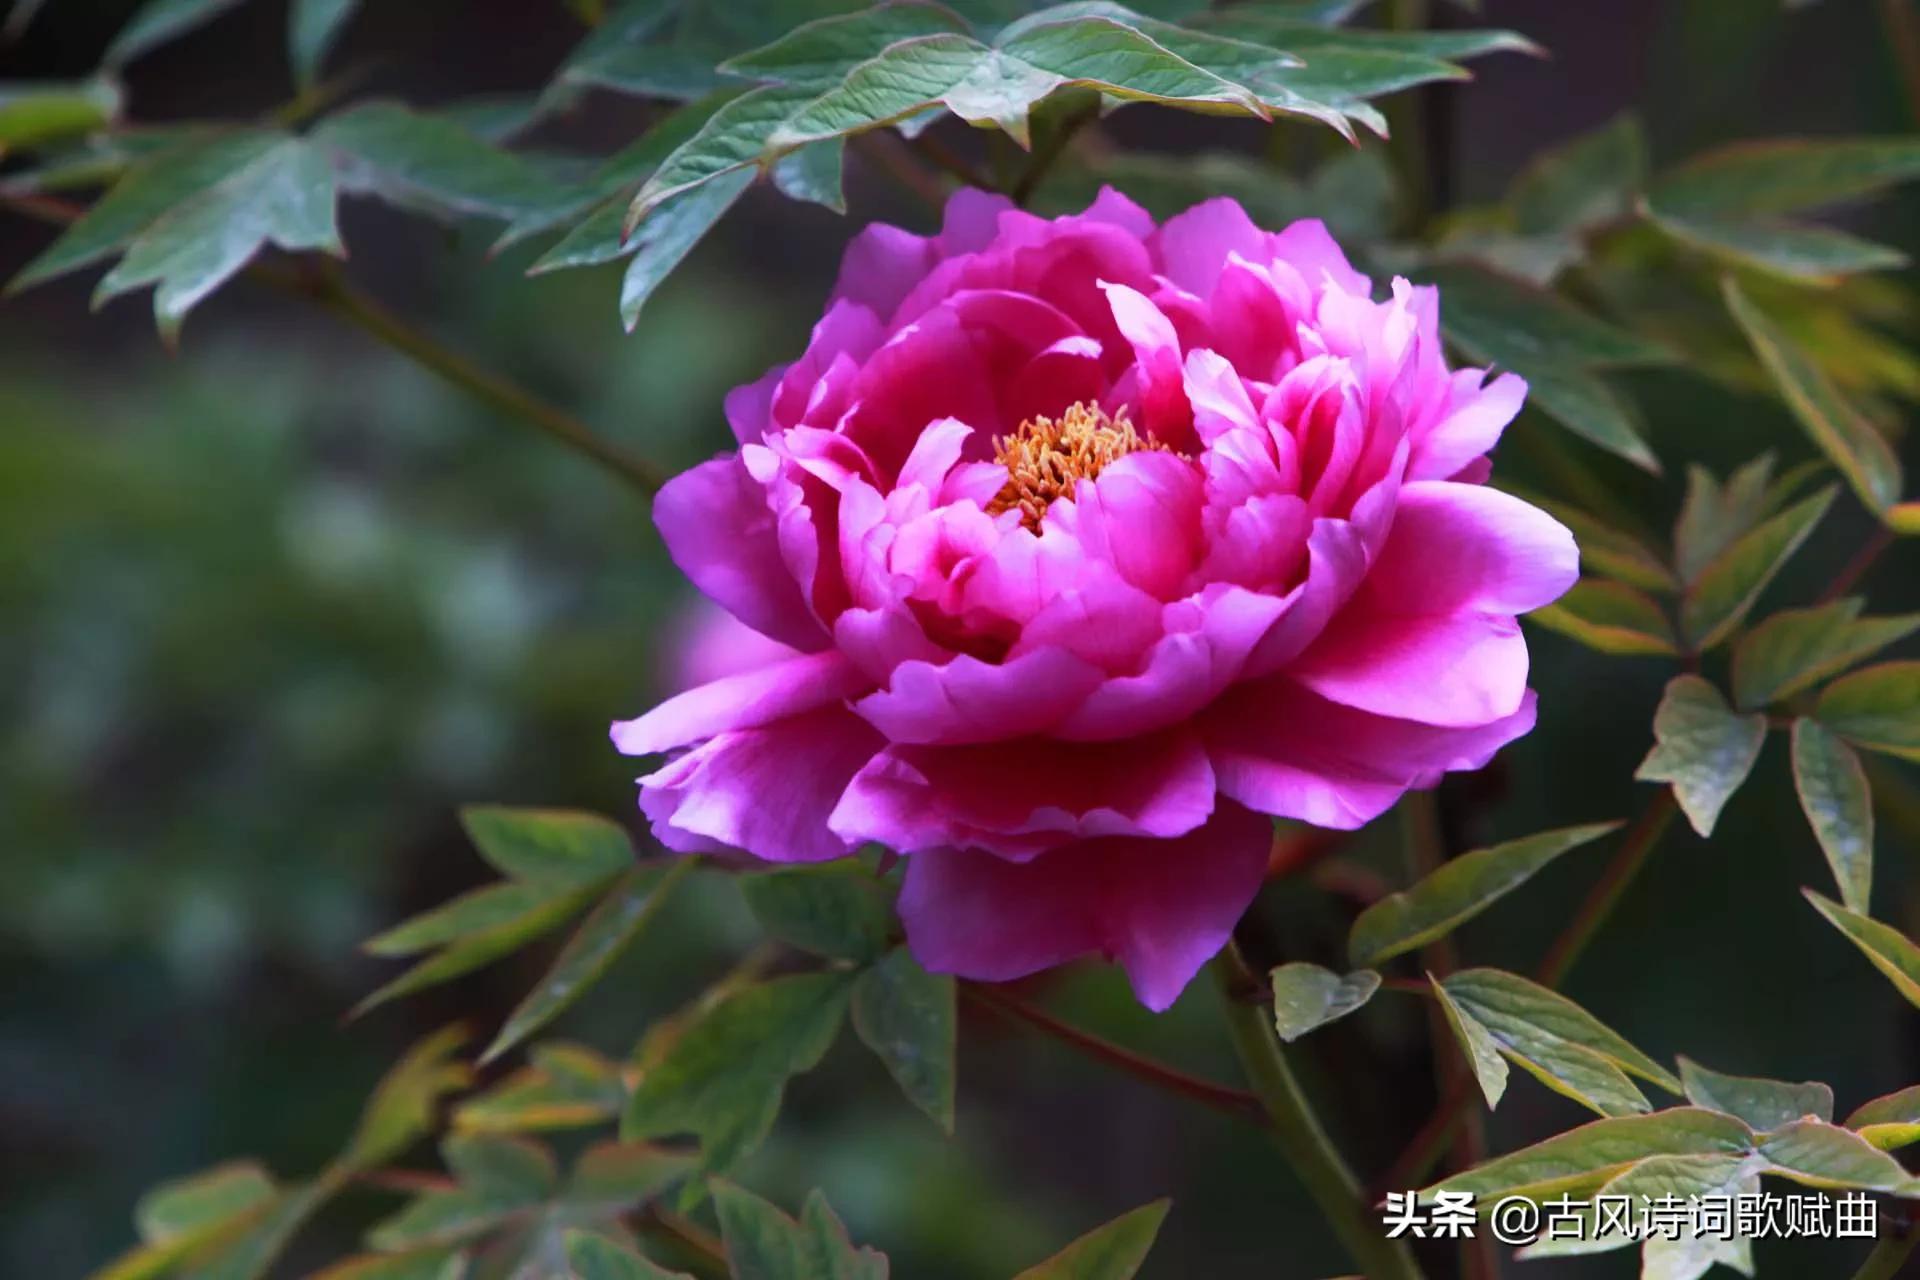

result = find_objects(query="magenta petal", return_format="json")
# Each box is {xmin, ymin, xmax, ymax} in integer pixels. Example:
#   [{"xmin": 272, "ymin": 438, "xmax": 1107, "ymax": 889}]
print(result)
[
  {"xmin": 896, "ymin": 800, "xmax": 1273, "ymax": 1010},
  {"xmin": 831, "ymin": 728, "xmax": 1218, "ymax": 858},
  {"xmin": 1363, "ymin": 480, "xmax": 1579, "ymax": 616},
  {"xmin": 1272, "ymin": 217, "xmax": 1371, "ymax": 298},
  {"xmin": 1153, "ymin": 196, "xmax": 1269, "ymax": 297},
  {"xmin": 1100, "ymin": 281, "xmax": 1195, "ymax": 444},
  {"xmin": 1409, "ymin": 371, "xmax": 1526, "ymax": 481},
  {"xmin": 638, "ymin": 706, "xmax": 884, "ymax": 862},
  {"xmin": 654, "ymin": 454, "xmax": 828, "ymax": 652},
  {"xmin": 1289, "ymin": 606, "xmax": 1531, "ymax": 728},
  {"xmin": 834, "ymin": 222, "xmax": 936, "ymax": 322},
  {"xmin": 853, "ymin": 646, "xmax": 1106, "ymax": 745},
  {"xmin": 612, "ymin": 649, "xmax": 867, "ymax": 756},
  {"xmin": 1204, "ymin": 677, "xmax": 1538, "ymax": 829}
]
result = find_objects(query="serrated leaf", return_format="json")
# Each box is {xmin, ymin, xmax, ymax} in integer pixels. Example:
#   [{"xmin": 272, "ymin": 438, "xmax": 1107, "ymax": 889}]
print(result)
[
  {"xmin": 1350, "ymin": 823, "xmax": 1619, "ymax": 967},
  {"xmin": 1757, "ymin": 1118, "xmax": 1918, "ymax": 1191},
  {"xmin": 1673, "ymin": 455, "xmax": 1777, "ymax": 587},
  {"xmin": 1660, "ymin": 214, "xmax": 1906, "ymax": 283},
  {"xmin": 1679, "ymin": 1057, "xmax": 1834, "ymax": 1130},
  {"xmin": 105, "ymin": 0, "xmax": 248, "ymax": 67},
  {"xmin": 852, "ymin": 947, "xmax": 956, "ymax": 1133},
  {"xmin": 457, "ymin": 1043, "xmax": 627, "ymax": 1134},
  {"xmin": 484, "ymin": 859, "xmax": 693, "ymax": 1065},
  {"xmin": 460, "ymin": 807, "xmax": 636, "ymax": 887},
  {"xmin": 1804, "ymin": 888, "xmax": 1920, "ymax": 1009},
  {"xmin": 620, "ymin": 165, "xmax": 754, "ymax": 329},
  {"xmin": 341, "ymin": 1025, "xmax": 473, "ymax": 1172},
  {"xmin": 1816, "ymin": 661, "xmax": 1920, "ymax": 762},
  {"xmin": 1725, "ymin": 278, "xmax": 1904, "ymax": 514},
  {"xmin": 1634, "ymin": 675, "xmax": 1768, "ymax": 837},
  {"xmin": 1732, "ymin": 599, "xmax": 1920, "ymax": 709},
  {"xmin": 712, "ymin": 1182, "xmax": 888, "ymax": 1280},
  {"xmin": 1649, "ymin": 137, "xmax": 1920, "ymax": 219},
  {"xmin": 290, "ymin": 0, "xmax": 359, "ymax": 88},
  {"xmin": 0, "ymin": 78, "xmax": 122, "ymax": 150},
  {"xmin": 566, "ymin": 1231, "xmax": 695, "ymax": 1280},
  {"xmin": 1529, "ymin": 579, "xmax": 1678, "ymax": 656},
  {"xmin": 622, "ymin": 972, "xmax": 853, "ymax": 1175},
  {"xmin": 740, "ymin": 864, "xmax": 891, "ymax": 961},
  {"xmin": 1425, "ymin": 1108, "xmax": 1756, "ymax": 1201},
  {"xmin": 9, "ymin": 130, "xmax": 279, "ymax": 294},
  {"xmin": 1431, "ymin": 975, "xmax": 1507, "ymax": 1109},
  {"xmin": 1012, "ymin": 1200, "xmax": 1169, "ymax": 1280},
  {"xmin": 1845, "ymin": 1085, "xmax": 1920, "ymax": 1151},
  {"xmin": 1269, "ymin": 963, "xmax": 1380, "ymax": 1041},
  {"xmin": 351, "ymin": 881, "xmax": 606, "ymax": 1019},
  {"xmin": 1680, "ymin": 486, "xmax": 1836, "ymax": 650},
  {"xmin": 92, "ymin": 136, "xmax": 341, "ymax": 339},
  {"xmin": 1509, "ymin": 113, "xmax": 1646, "ymax": 236},
  {"xmin": 1442, "ymin": 969, "xmax": 1680, "ymax": 1118},
  {"xmin": 317, "ymin": 103, "xmax": 569, "ymax": 224},
  {"xmin": 1792, "ymin": 718, "xmax": 1874, "ymax": 913}
]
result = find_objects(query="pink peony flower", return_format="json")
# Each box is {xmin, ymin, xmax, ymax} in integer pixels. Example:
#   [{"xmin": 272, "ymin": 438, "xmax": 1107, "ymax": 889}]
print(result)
[{"xmin": 614, "ymin": 188, "xmax": 1577, "ymax": 1010}]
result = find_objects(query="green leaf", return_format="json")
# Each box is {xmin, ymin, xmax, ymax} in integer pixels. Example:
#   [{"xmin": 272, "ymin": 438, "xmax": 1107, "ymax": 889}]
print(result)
[
  {"xmin": 710, "ymin": 1182, "xmax": 890, "ymax": 1280},
  {"xmin": 566, "ymin": 1231, "xmax": 695, "ymax": 1280},
  {"xmin": 0, "ymin": 78, "xmax": 121, "ymax": 150},
  {"xmin": 1426, "ymin": 1108, "xmax": 1757, "ymax": 1201},
  {"xmin": 1350, "ymin": 823, "xmax": 1620, "ymax": 967},
  {"xmin": 1724, "ymin": 278, "xmax": 1904, "ymax": 514},
  {"xmin": 1845, "ymin": 1085, "xmax": 1920, "ymax": 1151},
  {"xmin": 1012, "ymin": 1200, "xmax": 1170, "ymax": 1280},
  {"xmin": 1430, "ymin": 975, "xmax": 1507, "ymax": 1109},
  {"xmin": 1442, "ymin": 969, "xmax": 1681, "ymax": 1117},
  {"xmin": 622, "ymin": 972, "xmax": 854, "ymax": 1174},
  {"xmin": 1679, "ymin": 1057, "xmax": 1834, "ymax": 1130},
  {"xmin": 1792, "ymin": 718, "xmax": 1875, "ymax": 913},
  {"xmin": 1732, "ymin": 599, "xmax": 1920, "ymax": 709},
  {"xmin": 8, "ymin": 130, "xmax": 279, "ymax": 294},
  {"xmin": 1269, "ymin": 962, "xmax": 1380, "ymax": 1041},
  {"xmin": 1634, "ymin": 675, "xmax": 1768, "ymax": 838},
  {"xmin": 1517, "ymin": 1153, "xmax": 1759, "ymax": 1272},
  {"xmin": 91, "ymin": 137, "xmax": 341, "ymax": 340},
  {"xmin": 1508, "ymin": 113, "xmax": 1646, "ymax": 236},
  {"xmin": 740, "ymin": 863, "xmax": 891, "ymax": 961},
  {"xmin": 1351, "ymin": 825, "xmax": 1620, "ymax": 967},
  {"xmin": 1504, "ymin": 488, "xmax": 1673, "ymax": 593},
  {"xmin": 290, "ymin": 0, "xmax": 360, "ymax": 88},
  {"xmin": 1529, "ymin": 580, "xmax": 1678, "ymax": 656},
  {"xmin": 484, "ymin": 859, "xmax": 694, "ymax": 1065},
  {"xmin": 365, "ymin": 881, "xmax": 562, "ymax": 957},
  {"xmin": 446, "ymin": 1132, "xmax": 559, "ymax": 1203},
  {"xmin": 351, "ymin": 881, "xmax": 607, "ymax": 1019},
  {"xmin": 621, "ymin": 166, "xmax": 754, "ymax": 330},
  {"xmin": 1673, "ymin": 455, "xmax": 1778, "ymax": 587},
  {"xmin": 456, "ymin": 1042, "xmax": 626, "ymax": 1134},
  {"xmin": 185, "ymin": 1179, "xmax": 333, "ymax": 1280},
  {"xmin": 1659, "ymin": 214, "xmax": 1906, "ymax": 283},
  {"xmin": 852, "ymin": 946, "xmax": 957, "ymax": 1133},
  {"xmin": 1816, "ymin": 661, "xmax": 1920, "ymax": 762},
  {"xmin": 340, "ymin": 1025, "xmax": 473, "ymax": 1172},
  {"xmin": 718, "ymin": 3, "xmax": 972, "ymax": 87},
  {"xmin": 1516, "ymin": 362, "xmax": 1660, "ymax": 474},
  {"xmin": 1649, "ymin": 137, "xmax": 1920, "ymax": 220},
  {"xmin": 1679, "ymin": 486, "xmax": 1837, "ymax": 650},
  {"xmin": 317, "ymin": 102, "xmax": 569, "ymax": 223},
  {"xmin": 770, "ymin": 136, "xmax": 846, "ymax": 210},
  {"xmin": 460, "ymin": 807, "xmax": 636, "ymax": 886},
  {"xmin": 565, "ymin": 1140, "xmax": 694, "ymax": 1209},
  {"xmin": 1757, "ymin": 1118, "xmax": 1919, "ymax": 1192},
  {"xmin": 308, "ymin": 1248, "xmax": 466, "ymax": 1280},
  {"xmin": 136, "ymin": 1163, "xmax": 278, "ymax": 1245},
  {"xmin": 105, "ymin": 0, "xmax": 248, "ymax": 67},
  {"xmin": 1804, "ymin": 888, "xmax": 1920, "ymax": 1009}
]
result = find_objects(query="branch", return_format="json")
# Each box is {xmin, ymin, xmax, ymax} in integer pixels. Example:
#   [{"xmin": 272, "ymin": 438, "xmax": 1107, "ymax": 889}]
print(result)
[{"xmin": 960, "ymin": 980, "xmax": 1266, "ymax": 1123}]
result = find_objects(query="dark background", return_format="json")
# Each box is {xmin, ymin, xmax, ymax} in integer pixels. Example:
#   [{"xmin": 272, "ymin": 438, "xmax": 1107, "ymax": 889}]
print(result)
[{"xmin": 2, "ymin": 2, "xmax": 1916, "ymax": 1277}]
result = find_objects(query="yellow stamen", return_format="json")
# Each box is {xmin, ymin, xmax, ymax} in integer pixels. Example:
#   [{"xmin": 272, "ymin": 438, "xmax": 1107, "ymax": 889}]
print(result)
[{"xmin": 987, "ymin": 401, "xmax": 1175, "ymax": 531}]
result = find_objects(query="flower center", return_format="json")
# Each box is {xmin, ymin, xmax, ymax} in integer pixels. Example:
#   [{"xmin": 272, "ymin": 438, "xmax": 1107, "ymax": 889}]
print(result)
[{"xmin": 987, "ymin": 401, "xmax": 1174, "ymax": 531}]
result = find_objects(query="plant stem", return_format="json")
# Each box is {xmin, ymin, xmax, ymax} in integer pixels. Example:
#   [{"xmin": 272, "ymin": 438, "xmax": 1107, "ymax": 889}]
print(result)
[
  {"xmin": 294, "ymin": 264, "xmax": 667, "ymax": 495},
  {"xmin": 1819, "ymin": 525, "xmax": 1896, "ymax": 604},
  {"xmin": 1211, "ymin": 945, "xmax": 1426, "ymax": 1280},
  {"xmin": 1534, "ymin": 789, "xmax": 1678, "ymax": 988},
  {"xmin": 961, "ymin": 981, "xmax": 1265, "ymax": 1122},
  {"xmin": 1851, "ymin": 1229, "xmax": 1919, "ymax": 1280}
]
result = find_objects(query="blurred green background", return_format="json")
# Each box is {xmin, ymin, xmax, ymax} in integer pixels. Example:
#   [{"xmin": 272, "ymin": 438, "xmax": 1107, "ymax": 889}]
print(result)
[{"xmin": 3, "ymin": 2, "xmax": 1917, "ymax": 1277}]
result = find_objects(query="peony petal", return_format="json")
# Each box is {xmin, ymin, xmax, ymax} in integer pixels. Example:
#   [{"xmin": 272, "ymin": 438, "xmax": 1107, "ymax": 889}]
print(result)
[
  {"xmin": 1409, "ymin": 371, "xmax": 1527, "ymax": 482},
  {"xmin": 1271, "ymin": 217, "xmax": 1371, "ymax": 299},
  {"xmin": 1099, "ymin": 281, "xmax": 1195, "ymax": 445},
  {"xmin": 611, "ymin": 648, "xmax": 867, "ymax": 756},
  {"xmin": 638, "ymin": 706, "xmax": 883, "ymax": 862},
  {"xmin": 655, "ymin": 454, "xmax": 828, "ymax": 652},
  {"xmin": 1361, "ymin": 480, "xmax": 1578, "ymax": 617},
  {"xmin": 1153, "ymin": 196, "xmax": 1269, "ymax": 297},
  {"xmin": 834, "ymin": 223, "xmax": 936, "ymax": 321},
  {"xmin": 1288, "ymin": 606, "xmax": 1531, "ymax": 728},
  {"xmin": 1204, "ymin": 677, "xmax": 1538, "ymax": 829},
  {"xmin": 831, "ymin": 727, "xmax": 1217, "ymax": 857},
  {"xmin": 852, "ymin": 645, "xmax": 1106, "ymax": 744},
  {"xmin": 896, "ymin": 800, "xmax": 1273, "ymax": 1010},
  {"xmin": 659, "ymin": 598, "xmax": 801, "ymax": 694}
]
